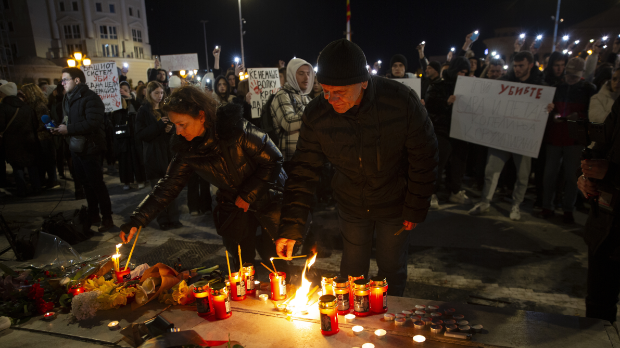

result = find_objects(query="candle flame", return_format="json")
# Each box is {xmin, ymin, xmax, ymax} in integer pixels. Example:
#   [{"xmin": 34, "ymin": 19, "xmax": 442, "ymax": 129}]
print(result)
[
  {"xmin": 288, "ymin": 253, "xmax": 318, "ymax": 315},
  {"xmin": 116, "ymin": 244, "xmax": 122, "ymax": 248},
  {"xmin": 112, "ymin": 253, "xmax": 120, "ymax": 259}
]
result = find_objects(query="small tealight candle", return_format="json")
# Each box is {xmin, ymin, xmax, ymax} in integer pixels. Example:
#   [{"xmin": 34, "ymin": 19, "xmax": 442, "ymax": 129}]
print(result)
[
  {"xmin": 402, "ymin": 310, "xmax": 413, "ymax": 318},
  {"xmin": 422, "ymin": 317, "xmax": 433, "ymax": 325},
  {"xmin": 431, "ymin": 312, "xmax": 442, "ymax": 318},
  {"xmin": 453, "ymin": 314, "xmax": 465, "ymax": 320},
  {"xmin": 384, "ymin": 313, "xmax": 395, "ymax": 321},
  {"xmin": 413, "ymin": 320, "xmax": 425, "ymax": 329},
  {"xmin": 395, "ymin": 318, "xmax": 406, "ymax": 325},
  {"xmin": 352, "ymin": 325, "xmax": 364, "ymax": 335},
  {"xmin": 259, "ymin": 294, "xmax": 269, "ymax": 301},
  {"xmin": 427, "ymin": 305, "xmax": 439, "ymax": 311},
  {"xmin": 430, "ymin": 324, "xmax": 443, "ymax": 334},
  {"xmin": 413, "ymin": 334, "xmax": 426, "ymax": 343},
  {"xmin": 432, "ymin": 319, "xmax": 443, "ymax": 325},
  {"xmin": 459, "ymin": 325, "xmax": 471, "ymax": 332},
  {"xmin": 444, "ymin": 319, "xmax": 456, "ymax": 325},
  {"xmin": 362, "ymin": 344, "xmax": 375, "ymax": 348},
  {"xmin": 457, "ymin": 320, "xmax": 469, "ymax": 326},
  {"xmin": 446, "ymin": 324, "xmax": 458, "ymax": 332},
  {"xmin": 277, "ymin": 304, "xmax": 287, "ymax": 311},
  {"xmin": 415, "ymin": 305, "xmax": 426, "ymax": 310},
  {"xmin": 415, "ymin": 310, "xmax": 426, "ymax": 315},
  {"xmin": 395, "ymin": 313, "xmax": 406, "ymax": 319},
  {"xmin": 345, "ymin": 313, "xmax": 356, "ymax": 323},
  {"xmin": 374, "ymin": 329, "xmax": 386, "ymax": 339},
  {"xmin": 472, "ymin": 324, "xmax": 483, "ymax": 332},
  {"xmin": 108, "ymin": 321, "xmax": 120, "ymax": 330},
  {"xmin": 43, "ymin": 312, "xmax": 56, "ymax": 320}
]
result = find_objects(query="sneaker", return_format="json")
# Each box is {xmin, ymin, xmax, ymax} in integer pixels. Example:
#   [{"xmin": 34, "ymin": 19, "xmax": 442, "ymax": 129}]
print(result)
[
  {"xmin": 137, "ymin": 183, "xmax": 145, "ymax": 189},
  {"xmin": 468, "ymin": 202, "xmax": 490, "ymax": 216},
  {"xmin": 98, "ymin": 217, "xmax": 114, "ymax": 232},
  {"xmin": 430, "ymin": 194, "xmax": 439, "ymax": 210},
  {"xmin": 449, "ymin": 190, "xmax": 471, "ymax": 204},
  {"xmin": 563, "ymin": 212, "xmax": 575, "ymax": 224},
  {"xmin": 509, "ymin": 205, "xmax": 521, "ymax": 221},
  {"xmin": 190, "ymin": 211, "xmax": 200, "ymax": 216},
  {"xmin": 123, "ymin": 185, "xmax": 131, "ymax": 190}
]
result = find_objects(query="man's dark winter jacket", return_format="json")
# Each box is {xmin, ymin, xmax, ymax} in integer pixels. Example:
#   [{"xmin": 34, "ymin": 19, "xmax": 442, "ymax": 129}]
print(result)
[
  {"xmin": 125, "ymin": 108, "xmax": 283, "ymax": 239},
  {"xmin": 278, "ymin": 76, "xmax": 438, "ymax": 240},
  {"xmin": 134, "ymin": 101, "xmax": 174, "ymax": 181},
  {"xmin": 545, "ymin": 79, "xmax": 597, "ymax": 146},
  {"xmin": 64, "ymin": 83, "xmax": 106, "ymax": 156},
  {"xmin": 0, "ymin": 96, "xmax": 41, "ymax": 167},
  {"xmin": 499, "ymin": 64, "xmax": 545, "ymax": 85}
]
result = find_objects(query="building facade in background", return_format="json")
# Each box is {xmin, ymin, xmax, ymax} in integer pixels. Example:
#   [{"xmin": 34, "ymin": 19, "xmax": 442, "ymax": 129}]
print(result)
[{"xmin": 1, "ymin": 0, "xmax": 153, "ymax": 86}]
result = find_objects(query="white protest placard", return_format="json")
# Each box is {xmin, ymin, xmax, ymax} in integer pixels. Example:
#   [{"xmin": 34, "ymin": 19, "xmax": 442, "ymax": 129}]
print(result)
[
  {"xmin": 248, "ymin": 68, "xmax": 281, "ymax": 119},
  {"xmin": 393, "ymin": 78, "xmax": 422, "ymax": 97},
  {"xmin": 81, "ymin": 62, "xmax": 121, "ymax": 113},
  {"xmin": 160, "ymin": 53, "xmax": 199, "ymax": 72},
  {"xmin": 449, "ymin": 76, "xmax": 555, "ymax": 158}
]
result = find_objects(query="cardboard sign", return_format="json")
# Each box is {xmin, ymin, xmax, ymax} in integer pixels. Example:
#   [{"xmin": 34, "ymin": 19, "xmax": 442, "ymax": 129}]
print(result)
[
  {"xmin": 81, "ymin": 62, "xmax": 121, "ymax": 113},
  {"xmin": 160, "ymin": 53, "xmax": 199, "ymax": 72},
  {"xmin": 449, "ymin": 76, "xmax": 556, "ymax": 158},
  {"xmin": 248, "ymin": 68, "xmax": 281, "ymax": 119},
  {"xmin": 393, "ymin": 78, "xmax": 422, "ymax": 98}
]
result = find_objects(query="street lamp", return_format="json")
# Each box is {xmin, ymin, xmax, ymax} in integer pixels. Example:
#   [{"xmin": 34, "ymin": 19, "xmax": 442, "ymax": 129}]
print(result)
[
  {"xmin": 201, "ymin": 20, "xmax": 210, "ymax": 71},
  {"xmin": 67, "ymin": 52, "xmax": 91, "ymax": 67}
]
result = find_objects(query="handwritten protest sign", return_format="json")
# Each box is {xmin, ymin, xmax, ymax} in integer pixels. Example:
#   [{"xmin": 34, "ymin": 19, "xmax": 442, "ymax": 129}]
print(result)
[
  {"xmin": 248, "ymin": 68, "xmax": 281, "ymax": 119},
  {"xmin": 393, "ymin": 78, "xmax": 422, "ymax": 97},
  {"xmin": 160, "ymin": 54, "xmax": 199, "ymax": 72},
  {"xmin": 81, "ymin": 62, "xmax": 121, "ymax": 113},
  {"xmin": 449, "ymin": 76, "xmax": 556, "ymax": 158}
]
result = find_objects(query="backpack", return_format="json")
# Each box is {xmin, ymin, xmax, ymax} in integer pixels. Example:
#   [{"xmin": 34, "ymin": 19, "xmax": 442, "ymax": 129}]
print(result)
[
  {"xmin": 260, "ymin": 93, "xmax": 279, "ymax": 145},
  {"xmin": 42, "ymin": 206, "xmax": 93, "ymax": 244}
]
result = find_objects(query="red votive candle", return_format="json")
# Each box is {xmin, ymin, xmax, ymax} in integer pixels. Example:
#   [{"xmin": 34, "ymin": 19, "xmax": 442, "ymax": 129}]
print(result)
[
  {"xmin": 333, "ymin": 276, "xmax": 350, "ymax": 315},
  {"xmin": 115, "ymin": 269, "xmax": 131, "ymax": 283},
  {"xmin": 243, "ymin": 263, "xmax": 256, "ymax": 295},
  {"xmin": 348, "ymin": 275, "xmax": 364, "ymax": 303},
  {"xmin": 68, "ymin": 286, "xmax": 85, "ymax": 296},
  {"xmin": 193, "ymin": 281, "xmax": 214, "ymax": 317},
  {"xmin": 369, "ymin": 276, "xmax": 388, "ymax": 314},
  {"xmin": 321, "ymin": 273, "xmax": 337, "ymax": 296},
  {"xmin": 210, "ymin": 283, "xmax": 232, "ymax": 320},
  {"xmin": 353, "ymin": 279, "xmax": 371, "ymax": 317},
  {"xmin": 229, "ymin": 272, "xmax": 246, "ymax": 301},
  {"xmin": 319, "ymin": 295, "xmax": 339, "ymax": 335},
  {"xmin": 269, "ymin": 272, "xmax": 287, "ymax": 301}
]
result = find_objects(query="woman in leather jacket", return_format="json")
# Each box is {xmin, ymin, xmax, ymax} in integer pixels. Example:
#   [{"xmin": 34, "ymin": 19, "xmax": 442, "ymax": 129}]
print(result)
[{"xmin": 120, "ymin": 86, "xmax": 285, "ymax": 268}]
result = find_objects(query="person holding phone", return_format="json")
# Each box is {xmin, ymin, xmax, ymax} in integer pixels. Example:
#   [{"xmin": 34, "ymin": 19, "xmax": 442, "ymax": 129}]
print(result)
[
  {"xmin": 134, "ymin": 81, "xmax": 181, "ymax": 231},
  {"xmin": 147, "ymin": 57, "xmax": 169, "ymax": 94}
]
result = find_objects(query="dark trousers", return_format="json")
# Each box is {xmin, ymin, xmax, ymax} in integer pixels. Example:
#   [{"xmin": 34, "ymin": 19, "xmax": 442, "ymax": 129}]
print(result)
[
  {"xmin": 12, "ymin": 165, "xmax": 41, "ymax": 196},
  {"xmin": 0, "ymin": 143, "xmax": 6, "ymax": 188},
  {"xmin": 187, "ymin": 173, "xmax": 212, "ymax": 213},
  {"xmin": 39, "ymin": 138, "xmax": 57, "ymax": 185},
  {"xmin": 338, "ymin": 209, "xmax": 410, "ymax": 296},
  {"xmin": 71, "ymin": 153, "xmax": 113, "ymax": 219},
  {"xmin": 56, "ymin": 143, "xmax": 65, "ymax": 177},
  {"xmin": 435, "ymin": 135, "xmax": 469, "ymax": 194},
  {"xmin": 150, "ymin": 180, "xmax": 179, "ymax": 226},
  {"xmin": 586, "ymin": 217, "xmax": 620, "ymax": 323},
  {"xmin": 117, "ymin": 142, "xmax": 146, "ymax": 185}
]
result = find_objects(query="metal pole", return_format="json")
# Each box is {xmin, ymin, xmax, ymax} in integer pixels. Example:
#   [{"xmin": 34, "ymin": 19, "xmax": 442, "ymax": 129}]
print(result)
[
  {"xmin": 201, "ymin": 20, "xmax": 209, "ymax": 71},
  {"xmin": 552, "ymin": 0, "xmax": 561, "ymax": 52},
  {"xmin": 237, "ymin": 0, "xmax": 245, "ymax": 68}
]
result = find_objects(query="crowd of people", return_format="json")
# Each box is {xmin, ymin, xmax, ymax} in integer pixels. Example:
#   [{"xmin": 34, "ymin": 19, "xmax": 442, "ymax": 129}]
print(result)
[{"xmin": 0, "ymin": 30, "xmax": 619, "ymax": 324}]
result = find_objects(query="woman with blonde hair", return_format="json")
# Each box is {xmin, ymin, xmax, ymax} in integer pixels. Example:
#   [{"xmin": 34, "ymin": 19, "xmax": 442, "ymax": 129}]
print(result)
[
  {"xmin": 22, "ymin": 83, "xmax": 59, "ymax": 188},
  {"xmin": 134, "ymin": 81, "xmax": 182, "ymax": 230}
]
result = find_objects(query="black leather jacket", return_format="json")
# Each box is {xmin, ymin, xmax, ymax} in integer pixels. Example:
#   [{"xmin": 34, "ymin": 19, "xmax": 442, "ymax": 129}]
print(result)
[{"xmin": 123, "ymin": 110, "xmax": 284, "ymax": 237}]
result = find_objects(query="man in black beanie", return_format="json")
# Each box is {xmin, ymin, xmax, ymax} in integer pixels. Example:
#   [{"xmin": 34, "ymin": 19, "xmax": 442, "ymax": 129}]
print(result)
[
  {"xmin": 276, "ymin": 39, "xmax": 438, "ymax": 296},
  {"xmin": 387, "ymin": 54, "xmax": 409, "ymax": 78}
]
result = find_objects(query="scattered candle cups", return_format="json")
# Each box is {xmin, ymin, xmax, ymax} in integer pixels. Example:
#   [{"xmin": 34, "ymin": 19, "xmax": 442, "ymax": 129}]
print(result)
[
  {"xmin": 431, "ymin": 312, "xmax": 442, "ymax": 318},
  {"xmin": 334, "ymin": 276, "xmax": 351, "ymax": 315},
  {"xmin": 422, "ymin": 317, "xmax": 433, "ymax": 325},
  {"xmin": 431, "ymin": 324, "xmax": 443, "ymax": 334},
  {"xmin": 344, "ymin": 313, "xmax": 356, "ymax": 323},
  {"xmin": 107, "ymin": 321, "xmax": 120, "ymax": 330},
  {"xmin": 402, "ymin": 310, "xmax": 413, "ymax": 318},
  {"xmin": 374, "ymin": 329, "xmax": 386, "ymax": 339},
  {"xmin": 384, "ymin": 313, "xmax": 395, "ymax": 321},
  {"xmin": 43, "ymin": 312, "xmax": 57, "ymax": 320},
  {"xmin": 472, "ymin": 324, "xmax": 483, "ymax": 332},
  {"xmin": 353, "ymin": 279, "xmax": 371, "ymax": 317},
  {"xmin": 395, "ymin": 313, "xmax": 406, "ymax": 320},
  {"xmin": 444, "ymin": 319, "xmax": 456, "ymax": 325},
  {"xmin": 413, "ymin": 335, "xmax": 426, "ymax": 344},
  {"xmin": 193, "ymin": 281, "xmax": 214, "ymax": 317},
  {"xmin": 395, "ymin": 318, "xmax": 407, "ymax": 326},
  {"xmin": 210, "ymin": 283, "xmax": 232, "ymax": 320},
  {"xmin": 432, "ymin": 319, "xmax": 444, "ymax": 325},
  {"xmin": 115, "ymin": 269, "xmax": 131, "ymax": 283},
  {"xmin": 427, "ymin": 305, "xmax": 439, "ymax": 311},
  {"xmin": 444, "ymin": 308, "xmax": 456, "ymax": 316},
  {"xmin": 458, "ymin": 320, "xmax": 469, "ymax": 326},
  {"xmin": 229, "ymin": 272, "xmax": 247, "ymax": 301},
  {"xmin": 415, "ymin": 305, "xmax": 426, "ymax": 310},
  {"xmin": 453, "ymin": 314, "xmax": 465, "ymax": 320},
  {"xmin": 415, "ymin": 309, "xmax": 426, "ymax": 316},
  {"xmin": 459, "ymin": 325, "xmax": 471, "ymax": 332},
  {"xmin": 446, "ymin": 324, "xmax": 458, "ymax": 332},
  {"xmin": 259, "ymin": 294, "xmax": 269, "ymax": 301},
  {"xmin": 352, "ymin": 325, "xmax": 364, "ymax": 335},
  {"xmin": 414, "ymin": 320, "xmax": 425, "ymax": 329}
]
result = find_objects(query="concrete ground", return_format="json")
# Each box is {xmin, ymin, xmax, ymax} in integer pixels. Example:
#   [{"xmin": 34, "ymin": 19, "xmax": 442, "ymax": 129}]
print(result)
[{"xmin": 0, "ymin": 166, "xmax": 618, "ymax": 327}]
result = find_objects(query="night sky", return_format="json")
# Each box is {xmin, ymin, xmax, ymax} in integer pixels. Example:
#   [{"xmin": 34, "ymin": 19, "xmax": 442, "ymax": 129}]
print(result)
[{"xmin": 146, "ymin": 0, "xmax": 618, "ymax": 72}]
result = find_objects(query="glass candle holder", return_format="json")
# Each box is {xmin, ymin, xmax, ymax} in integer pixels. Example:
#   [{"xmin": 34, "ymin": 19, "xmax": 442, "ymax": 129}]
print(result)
[
  {"xmin": 348, "ymin": 275, "xmax": 364, "ymax": 302},
  {"xmin": 333, "ymin": 276, "xmax": 350, "ymax": 315},
  {"xmin": 321, "ymin": 273, "xmax": 337, "ymax": 296},
  {"xmin": 210, "ymin": 283, "xmax": 232, "ymax": 320},
  {"xmin": 193, "ymin": 281, "xmax": 214, "ymax": 317},
  {"xmin": 370, "ymin": 276, "xmax": 388, "ymax": 314},
  {"xmin": 115, "ymin": 269, "xmax": 131, "ymax": 283},
  {"xmin": 319, "ymin": 295, "xmax": 339, "ymax": 335},
  {"xmin": 353, "ymin": 279, "xmax": 371, "ymax": 317},
  {"xmin": 269, "ymin": 272, "xmax": 287, "ymax": 301},
  {"xmin": 243, "ymin": 263, "xmax": 256, "ymax": 295},
  {"xmin": 229, "ymin": 272, "xmax": 246, "ymax": 301},
  {"xmin": 225, "ymin": 279, "xmax": 232, "ymax": 301}
]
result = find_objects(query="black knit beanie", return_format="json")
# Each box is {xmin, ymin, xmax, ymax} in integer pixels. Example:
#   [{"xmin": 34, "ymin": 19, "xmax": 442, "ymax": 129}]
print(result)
[
  {"xmin": 428, "ymin": 61, "xmax": 441, "ymax": 74},
  {"xmin": 390, "ymin": 54, "xmax": 408, "ymax": 71},
  {"xmin": 316, "ymin": 39, "xmax": 370, "ymax": 86}
]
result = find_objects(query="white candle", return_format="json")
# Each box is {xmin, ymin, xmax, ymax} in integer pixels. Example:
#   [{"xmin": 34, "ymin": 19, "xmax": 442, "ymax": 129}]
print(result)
[
  {"xmin": 345, "ymin": 313, "xmax": 356, "ymax": 323},
  {"xmin": 108, "ymin": 321, "xmax": 120, "ymax": 330},
  {"xmin": 352, "ymin": 325, "xmax": 364, "ymax": 335},
  {"xmin": 384, "ymin": 313, "xmax": 395, "ymax": 321},
  {"xmin": 374, "ymin": 329, "xmax": 386, "ymax": 339},
  {"xmin": 362, "ymin": 344, "xmax": 375, "ymax": 348},
  {"xmin": 413, "ymin": 335, "xmax": 426, "ymax": 343}
]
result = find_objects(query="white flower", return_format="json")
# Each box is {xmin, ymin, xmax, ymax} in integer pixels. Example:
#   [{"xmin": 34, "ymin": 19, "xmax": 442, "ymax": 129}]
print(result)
[{"xmin": 71, "ymin": 290, "xmax": 101, "ymax": 320}]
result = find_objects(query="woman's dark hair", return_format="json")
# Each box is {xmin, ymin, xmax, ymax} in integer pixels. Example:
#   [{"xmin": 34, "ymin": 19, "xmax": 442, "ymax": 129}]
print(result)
[
  {"xmin": 145, "ymin": 81, "xmax": 164, "ymax": 111},
  {"xmin": 135, "ymin": 84, "xmax": 146, "ymax": 102},
  {"xmin": 61, "ymin": 67, "xmax": 86, "ymax": 84},
  {"xmin": 593, "ymin": 63, "xmax": 614, "ymax": 92},
  {"xmin": 543, "ymin": 51, "xmax": 568, "ymax": 86},
  {"xmin": 213, "ymin": 75, "xmax": 231, "ymax": 102},
  {"xmin": 163, "ymin": 85, "xmax": 217, "ymax": 129},
  {"xmin": 443, "ymin": 56, "xmax": 470, "ymax": 82}
]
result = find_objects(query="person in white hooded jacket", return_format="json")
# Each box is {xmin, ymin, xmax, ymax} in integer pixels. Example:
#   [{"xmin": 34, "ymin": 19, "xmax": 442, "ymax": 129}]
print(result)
[
  {"xmin": 270, "ymin": 58, "xmax": 314, "ymax": 161},
  {"xmin": 589, "ymin": 69, "xmax": 620, "ymax": 124}
]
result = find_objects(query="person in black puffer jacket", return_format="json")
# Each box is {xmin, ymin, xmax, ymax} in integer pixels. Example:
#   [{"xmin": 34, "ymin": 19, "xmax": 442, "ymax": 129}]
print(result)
[
  {"xmin": 53, "ymin": 68, "xmax": 113, "ymax": 232},
  {"xmin": 275, "ymin": 39, "xmax": 438, "ymax": 297},
  {"xmin": 425, "ymin": 56, "xmax": 471, "ymax": 208},
  {"xmin": 120, "ymin": 86, "xmax": 285, "ymax": 270}
]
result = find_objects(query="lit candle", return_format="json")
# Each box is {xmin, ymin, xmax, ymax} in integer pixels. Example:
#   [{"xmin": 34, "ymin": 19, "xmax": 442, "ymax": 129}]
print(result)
[
  {"xmin": 193, "ymin": 281, "xmax": 213, "ymax": 317},
  {"xmin": 44, "ymin": 312, "xmax": 56, "ymax": 320},
  {"xmin": 107, "ymin": 321, "xmax": 120, "ymax": 330},
  {"xmin": 352, "ymin": 279, "xmax": 371, "ymax": 317},
  {"xmin": 430, "ymin": 324, "xmax": 443, "ymax": 334},
  {"xmin": 374, "ymin": 329, "xmax": 386, "ymax": 339},
  {"xmin": 362, "ymin": 344, "xmax": 375, "ymax": 348},
  {"xmin": 115, "ymin": 243, "xmax": 122, "ymax": 255},
  {"xmin": 333, "ymin": 276, "xmax": 350, "ymax": 315},
  {"xmin": 321, "ymin": 273, "xmax": 336, "ymax": 296},
  {"xmin": 344, "ymin": 313, "xmax": 356, "ymax": 323},
  {"xmin": 413, "ymin": 335, "xmax": 426, "ymax": 344},
  {"xmin": 210, "ymin": 283, "xmax": 232, "ymax": 320},
  {"xmin": 352, "ymin": 325, "xmax": 364, "ymax": 335},
  {"xmin": 446, "ymin": 324, "xmax": 458, "ymax": 332},
  {"xmin": 243, "ymin": 263, "xmax": 255, "ymax": 295},
  {"xmin": 259, "ymin": 294, "xmax": 268, "ymax": 301},
  {"xmin": 348, "ymin": 275, "xmax": 364, "ymax": 302},
  {"xmin": 318, "ymin": 295, "xmax": 339, "ymax": 335},
  {"xmin": 229, "ymin": 272, "xmax": 246, "ymax": 301},
  {"xmin": 369, "ymin": 276, "xmax": 388, "ymax": 314},
  {"xmin": 269, "ymin": 272, "xmax": 287, "ymax": 301}
]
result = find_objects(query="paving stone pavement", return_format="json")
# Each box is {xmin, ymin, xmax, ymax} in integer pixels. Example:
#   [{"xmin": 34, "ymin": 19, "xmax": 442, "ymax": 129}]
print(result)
[{"xmin": 0, "ymin": 170, "xmax": 618, "ymax": 323}]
